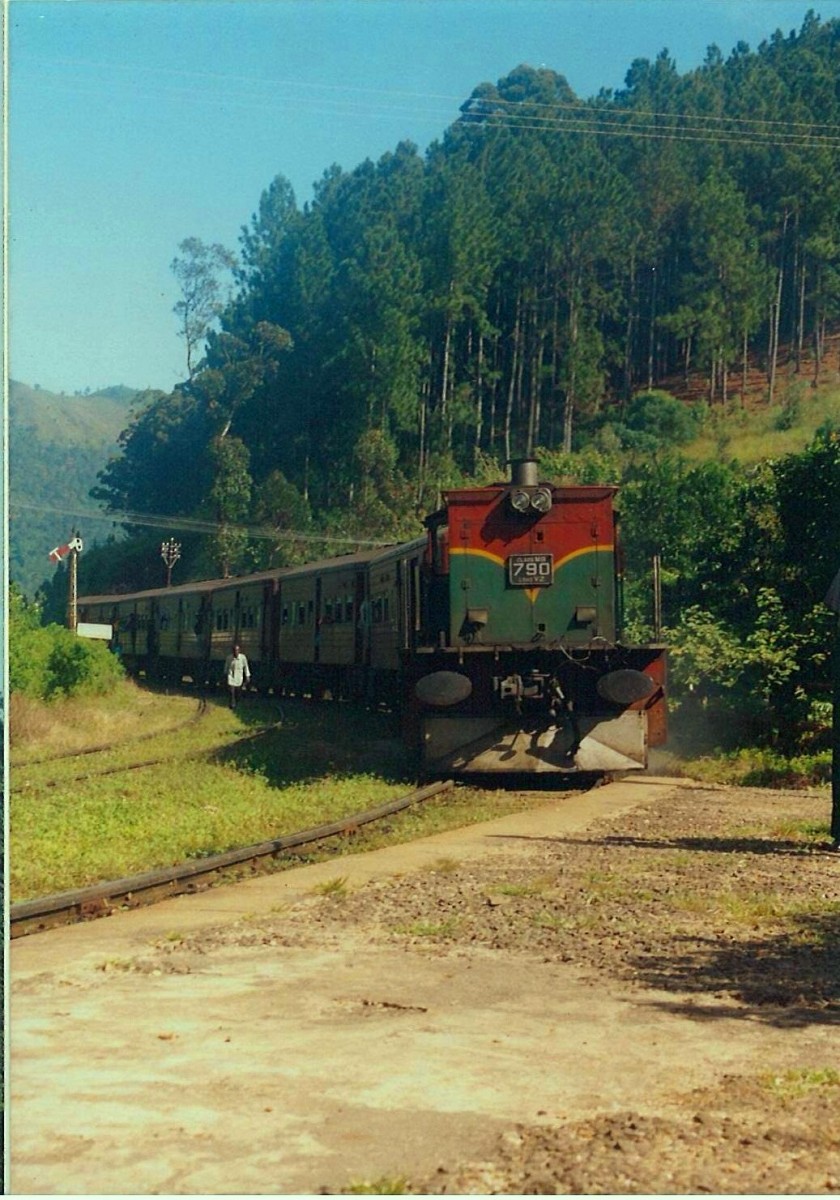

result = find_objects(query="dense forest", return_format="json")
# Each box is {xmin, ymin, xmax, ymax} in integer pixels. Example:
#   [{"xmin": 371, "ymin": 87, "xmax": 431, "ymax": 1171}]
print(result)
[{"xmin": 42, "ymin": 14, "xmax": 840, "ymax": 757}]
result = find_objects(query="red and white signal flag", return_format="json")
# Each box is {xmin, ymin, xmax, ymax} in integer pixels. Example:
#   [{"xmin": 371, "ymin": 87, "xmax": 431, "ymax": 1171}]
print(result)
[{"xmin": 48, "ymin": 535, "xmax": 83, "ymax": 563}]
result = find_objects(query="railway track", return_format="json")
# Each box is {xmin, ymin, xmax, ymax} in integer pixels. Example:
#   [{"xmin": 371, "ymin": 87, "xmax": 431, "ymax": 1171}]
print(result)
[{"xmin": 10, "ymin": 779, "xmax": 454, "ymax": 939}]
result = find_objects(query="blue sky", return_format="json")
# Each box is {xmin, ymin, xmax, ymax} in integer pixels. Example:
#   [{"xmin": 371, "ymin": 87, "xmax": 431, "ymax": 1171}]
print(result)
[{"xmin": 8, "ymin": 0, "xmax": 836, "ymax": 395}]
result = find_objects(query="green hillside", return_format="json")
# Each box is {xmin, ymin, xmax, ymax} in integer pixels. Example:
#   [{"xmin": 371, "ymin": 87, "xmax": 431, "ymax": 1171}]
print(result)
[
  {"xmin": 661, "ymin": 336, "xmax": 840, "ymax": 465},
  {"xmin": 9, "ymin": 381, "xmax": 135, "ymax": 448},
  {"xmin": 8, "ymin": 381, "xmax": 138, "ymax": 598}
]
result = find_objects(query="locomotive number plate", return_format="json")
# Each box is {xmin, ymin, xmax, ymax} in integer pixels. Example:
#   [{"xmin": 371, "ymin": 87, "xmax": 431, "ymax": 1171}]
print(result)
[{"xmin": 507, "ymin": 553, "xmax": 554, "ymax": 587}]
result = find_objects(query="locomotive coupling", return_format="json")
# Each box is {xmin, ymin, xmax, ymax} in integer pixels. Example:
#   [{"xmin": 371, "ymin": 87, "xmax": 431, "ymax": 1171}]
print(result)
[{"xmin": 495, "ymin": 668, "xmax": 564, "ymax": 714}]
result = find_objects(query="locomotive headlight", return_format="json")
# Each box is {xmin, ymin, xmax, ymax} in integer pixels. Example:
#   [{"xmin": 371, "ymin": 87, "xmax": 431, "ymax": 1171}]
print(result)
[
  {"xmin": 530, "ymin": 487, "xmax": 553, "ymax": 513},
  {"xmin": 510, "ymin": 488, "xmax": 531, "ymax": 513}
]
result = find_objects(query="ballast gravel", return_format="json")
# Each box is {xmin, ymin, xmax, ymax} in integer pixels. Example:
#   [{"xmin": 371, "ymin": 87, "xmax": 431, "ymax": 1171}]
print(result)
[{"xmin": 153, "ymin": 782, "xmax": 839, "ymax": 1196}]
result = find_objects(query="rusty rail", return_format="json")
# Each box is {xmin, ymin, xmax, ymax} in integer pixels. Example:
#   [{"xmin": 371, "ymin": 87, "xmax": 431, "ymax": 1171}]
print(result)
[{"xmin": 10, "ymin": 779, "xmax": 454, "ymax": 938}]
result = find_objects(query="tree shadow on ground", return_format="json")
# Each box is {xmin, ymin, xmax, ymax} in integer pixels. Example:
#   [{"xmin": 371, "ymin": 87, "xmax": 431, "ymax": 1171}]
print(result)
[
  {"xmin": 209, "ymin": 697, "xmax": 409, "ymax": 787},
  {"xmin": 628, "ymin": 910, "xmax": 840, "ymax": 1028},
  {"xmin": 491, "ymin": 831, "xmax": 838, "ymax": 1028},
  {"xmin": 491, "ymin": 832, "xmax": 832, "ymax": 857}
]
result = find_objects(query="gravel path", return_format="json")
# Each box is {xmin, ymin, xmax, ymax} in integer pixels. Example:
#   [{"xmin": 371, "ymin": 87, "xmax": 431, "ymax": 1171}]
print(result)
[
  {"xmin": 10, "ymin": 779, "xmax": 839, "ymax": 1195},
  {"xmin": 291, "ymin": 782, "xmax": 838, "ymax": 1194}
]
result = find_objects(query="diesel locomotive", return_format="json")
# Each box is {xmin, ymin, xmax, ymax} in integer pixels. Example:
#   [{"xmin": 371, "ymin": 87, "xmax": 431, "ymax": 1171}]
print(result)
[{"xmin": 78, "ymin": 460, "xmax": 666, "ymax": 775}]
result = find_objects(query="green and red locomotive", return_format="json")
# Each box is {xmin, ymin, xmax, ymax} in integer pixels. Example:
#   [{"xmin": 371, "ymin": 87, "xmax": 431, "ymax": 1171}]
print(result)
[
  {"xmin": 79, "ymin": 460, "xmax": 666, "ymax": 775},
  {"xmin": 407, "ymin": 459, "xmax": 666, "ymax": 773}
]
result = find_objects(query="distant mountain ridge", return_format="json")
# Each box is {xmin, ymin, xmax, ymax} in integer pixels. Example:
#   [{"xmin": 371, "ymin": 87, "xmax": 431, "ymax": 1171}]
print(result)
[
  {"xmin": 10, "ymin": 380, "xmax": 138, "ymax": 448},
  {"xmin": 9, "ymin": 380, "xmax": 141, "ymax": 598}
]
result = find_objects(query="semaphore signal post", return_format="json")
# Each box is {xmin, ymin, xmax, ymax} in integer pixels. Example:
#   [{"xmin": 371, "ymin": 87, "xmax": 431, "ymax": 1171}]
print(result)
[{"xmin": 48, "ymin": 534, "xmax": 83, "ymax": 632}]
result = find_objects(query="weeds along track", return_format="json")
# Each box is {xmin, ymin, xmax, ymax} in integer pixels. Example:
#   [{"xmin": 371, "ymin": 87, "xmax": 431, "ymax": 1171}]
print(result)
[
  {"xmin": 13, "ymin": 717, "xmax": 284, "ymax": 788},
  {"xmin": 15, "ymin": 696, "xmax": 209, "ymax": 766},
  {"xmin": 10, "ymin": 779, "xmax": 454, "ymax": 938}
]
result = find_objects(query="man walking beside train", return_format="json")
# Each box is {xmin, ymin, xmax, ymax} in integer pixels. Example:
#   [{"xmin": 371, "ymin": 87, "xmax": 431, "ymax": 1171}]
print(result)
[{"xmin": 224, "ymin": 642, "xmax": 251, "ymax": 709}]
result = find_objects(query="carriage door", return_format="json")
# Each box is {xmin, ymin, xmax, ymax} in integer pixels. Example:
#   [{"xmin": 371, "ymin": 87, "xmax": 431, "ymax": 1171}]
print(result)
[
  {"xmin": 354, "ymin": 570, "xmax": 368, "ymax": 666},
  {"xmin": 314, "ymin": 577, "xmax": 322, "ymax": 664},
  {"xmin": 233, "ymin": 590, "xmax": 242, "ymax": 641},
  {"xmin": 261, "ymin": 582, "xmax": 274, "ymax": 662},
  {"xmin": 398, "ymin": 555, "xmax": 419, "ymax": 651}
]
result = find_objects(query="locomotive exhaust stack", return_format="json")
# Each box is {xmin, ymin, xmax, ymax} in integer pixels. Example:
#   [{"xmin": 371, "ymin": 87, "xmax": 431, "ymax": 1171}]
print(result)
[
  {"xmin": 507, "ymin": 459, "xmax": 553, "ymax": 515},
  {"xmin": 510, "ymin": 458, "xmax": 539, "ymax": 487}
]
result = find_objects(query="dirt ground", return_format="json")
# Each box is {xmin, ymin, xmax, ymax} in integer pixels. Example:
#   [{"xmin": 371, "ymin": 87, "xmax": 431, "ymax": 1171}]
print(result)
[{"xmin": 9, "ymin": 776, "xmax": 839, "ymax": 1195}]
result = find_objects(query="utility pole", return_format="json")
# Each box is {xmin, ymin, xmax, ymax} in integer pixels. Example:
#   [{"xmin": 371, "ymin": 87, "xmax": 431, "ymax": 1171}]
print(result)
[
  {"xmin": 161, "ymin": 539, "xmax": 182, "ymax": 587},
  {"xmin": 67, "ymin": 539, "xmax": 79, "ymax": 632},
  {"xmin": 825, "ymin": 568, "xmax": 840, "ymax": 849}
]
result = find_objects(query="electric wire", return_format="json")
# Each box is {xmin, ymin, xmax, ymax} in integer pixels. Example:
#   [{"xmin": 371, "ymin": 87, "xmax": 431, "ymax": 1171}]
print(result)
[
  {"xmin": 32, "ymin": 53, "xmax": 840, "ymax": 131},
  {"xmin": 22, "ymin": 55, "xmax": 840, "ymax": 149},
  {"xmin": 9, "ymin": 498, "xmax": 398, "ymax": 548}
]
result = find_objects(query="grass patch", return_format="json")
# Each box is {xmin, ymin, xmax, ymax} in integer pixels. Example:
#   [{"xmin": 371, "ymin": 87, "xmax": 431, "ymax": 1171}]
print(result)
[
  {"xmin": 532, "ymin": 910, "xmax": 581, "ymax": 932},
  {"xmin": 313, "ymin": 876, "xmax": 350, "ymax": 897},
  {"xmin": 347, "ymin": 1177, "xmax": 409, "ymax": 1195},
  {"xmin": 671, "ymin": 746, "xmax": 831, "ymax": 790},
  {"xmin": 683, "ymin": 382, "xmax": 840, "ymax": 467},
  {"xmin": 488, "ymin": 878, "xmax": 552, "ymax": 898},
  {"xmin": 392, "ymin": 917, "xmax": 462, "ymax": 938},
  {"xmin": 423, "ymin": 857, "xmax": 462, "ymax": 875},
  {"xmin": 672, "ymin": 889, "xmax": 839, "ymax": 927},
  {"xmin": 727, "ymin": 818, "xmax": 829, "ymax": 844},
  {"xmin": 763, "ymin": 1068, "xmax": 840, "ymax": 1098},
  {"xmin": 10, "ymin": 689, "xmax": 544, "ymax": 902},
  {"xmin": 9, "ymin": 680, "xmax": 200, "ymax": 760}
]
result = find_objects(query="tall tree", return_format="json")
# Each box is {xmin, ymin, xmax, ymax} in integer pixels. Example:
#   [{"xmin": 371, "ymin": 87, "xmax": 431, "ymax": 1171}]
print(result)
[{"xmin": 171, "ymin": 238, "xmax": 238, "ymax": 378}]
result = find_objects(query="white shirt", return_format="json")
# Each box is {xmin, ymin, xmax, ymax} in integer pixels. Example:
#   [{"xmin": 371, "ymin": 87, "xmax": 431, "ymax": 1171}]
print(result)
[{"xmin": 225, "ymin": 651, "xmax": 250, "ymax": 688}]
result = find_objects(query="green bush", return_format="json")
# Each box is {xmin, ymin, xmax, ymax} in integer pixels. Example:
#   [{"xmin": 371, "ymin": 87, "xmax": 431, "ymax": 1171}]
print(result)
[
  {"xmin": 605, "ymin": 389, "xmax": 701, "ymax": 455},
  {"xmin": 9, "ymin": 584, "xmax": 124, "ymax": 701}
]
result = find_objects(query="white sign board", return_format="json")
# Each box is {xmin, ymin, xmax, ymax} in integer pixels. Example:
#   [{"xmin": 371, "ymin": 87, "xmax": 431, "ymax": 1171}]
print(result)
[{"xmin": 77, "ymin": 622, "xmax": 113, "ymax": 640}]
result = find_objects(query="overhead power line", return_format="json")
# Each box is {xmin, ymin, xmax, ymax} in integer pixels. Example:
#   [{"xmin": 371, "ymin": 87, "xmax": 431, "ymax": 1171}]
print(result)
[
  {"xmin": 29, "ymin": 55, "xmax": 840, "ymax": 148},
  {"xmin": 9, "ymin": 498, "xmax": 398, "ymax": 547},
  {"xmin": 459, "ymin": 108, "xmax": 840, "ymax": 150}
]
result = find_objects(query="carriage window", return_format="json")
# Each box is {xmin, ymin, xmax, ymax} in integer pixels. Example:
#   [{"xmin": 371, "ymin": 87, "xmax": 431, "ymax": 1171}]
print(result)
[
  {"xmin": 372, "ymin": 598, "xmax": 384, "ymax": 623},
  {"xmin": 297, "ymin": 603, "xmax": 306, "ymax": 626},
  {"xmin": 324, "ymin": 599, "xmax": 334, "ymax": 623},
  {"xmin": 281, "ymin": 604, "xmax": 290, "ymax": 626},
  {"xmin": 345, "ymin": 597, "xmax": 354, "ymax": 622}
]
